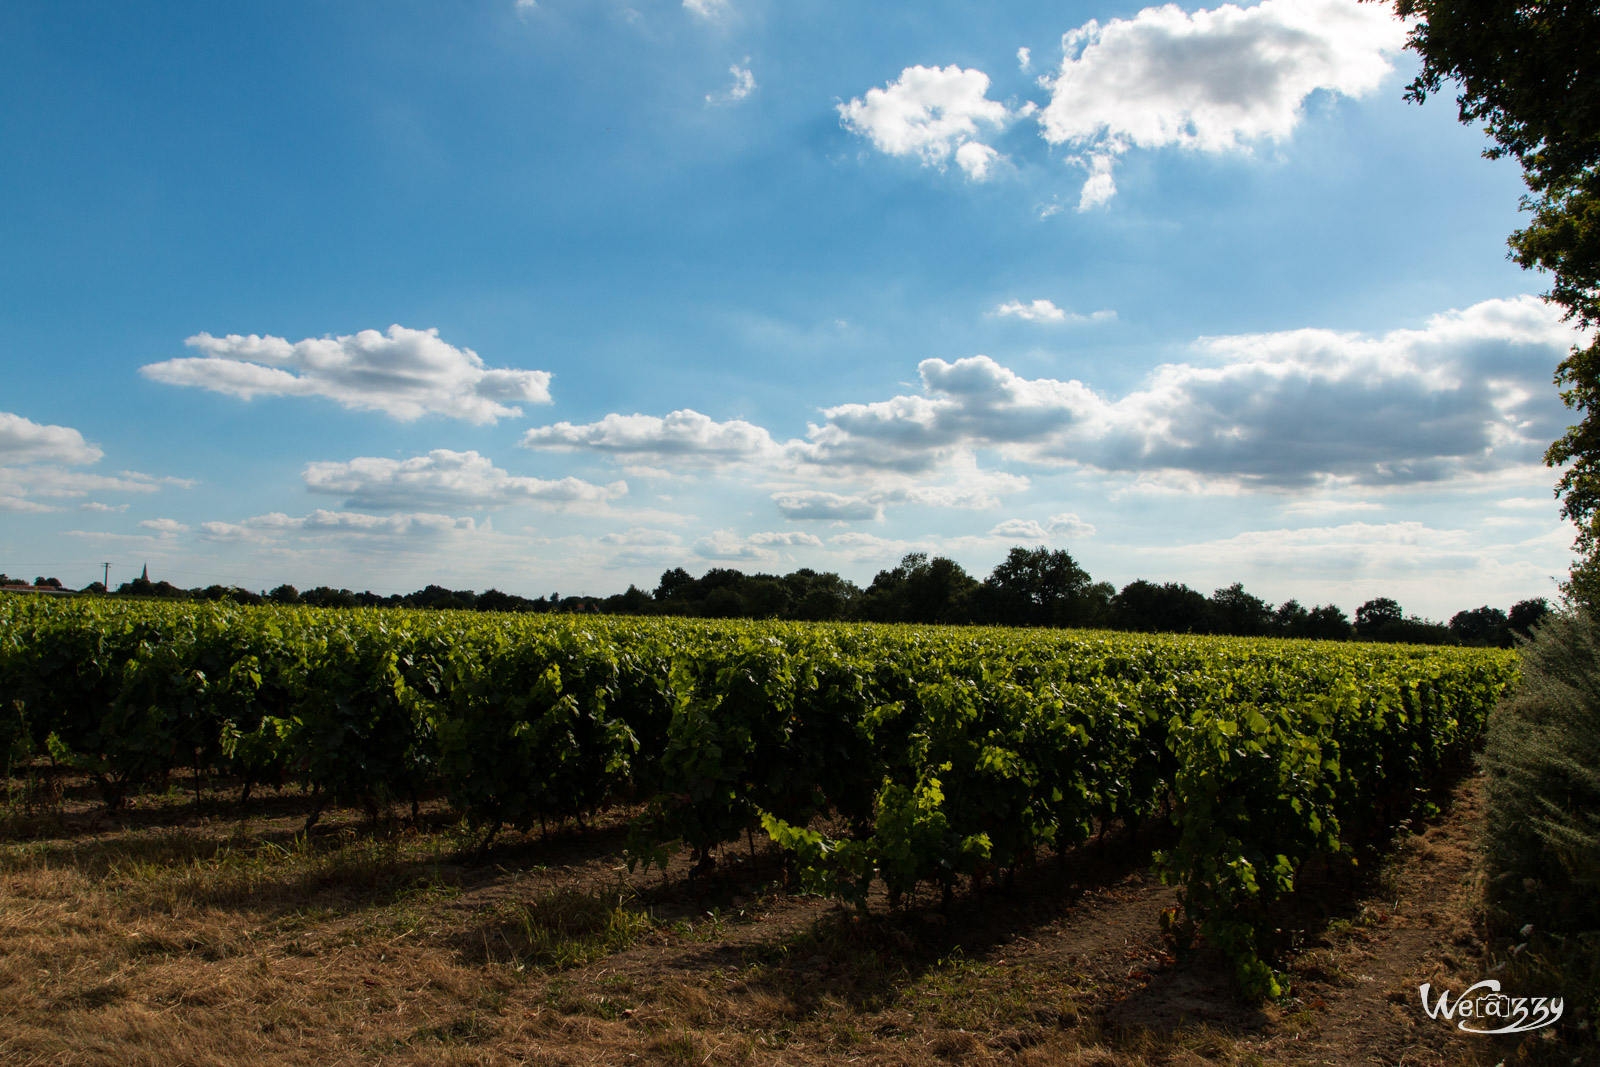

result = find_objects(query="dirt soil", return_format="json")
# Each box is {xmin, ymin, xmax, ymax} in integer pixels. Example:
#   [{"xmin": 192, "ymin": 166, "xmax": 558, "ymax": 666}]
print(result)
[{"xmin": 0, "ymin": 769, "xmax": 1565, "ymax": 1066}]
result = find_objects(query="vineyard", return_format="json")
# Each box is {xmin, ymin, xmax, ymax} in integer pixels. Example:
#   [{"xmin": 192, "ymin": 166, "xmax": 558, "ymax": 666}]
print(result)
[{"xmin": 0, "ymin": 593, "xmax": 1517, "ymax": 1001}]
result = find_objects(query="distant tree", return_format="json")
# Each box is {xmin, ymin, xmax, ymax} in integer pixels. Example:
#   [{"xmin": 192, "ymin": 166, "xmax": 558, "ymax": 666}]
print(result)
[
  {"xmin": 407, "ymin": 584, "xmax": 475, "ymax": 611},
  {"xmin": 1509, "ymin": 597, "xmax": 1552, "ymax": 639},
  {"xmin": 477, "ymin": 588, "xmax": 536, "ymax": 613},
  {"xmin": 267, "ymin": 584, "xmax": 300, "ymax": 605},
  {"xmin": 1355, "ymin": 597, "xmax": 1405, "ymax": 638},
  {"xmin": 654, "ymin": 568, "xmax": 696, "ymax": 603},
  {"xmin": 859, "ymin": 552, "xmax": 979, "ymax": 624},
  {"xmin": 1450, "ymin": 605, "xmax": 1512, "ymax": 647},
  {"xmin": 783, "ymin": 568, "xmax": 861, "ymax": 621},
  {"xmin": 701, "ymin": 585, "xmax": 747, "ymax": 618},
  {"xmin": 1210, "ymin": 582, "xmax": 1273, "ymax": 636},
  {"xmin": 301, "ymin": 586, "xmax": 359, "ymax": 609},
  {"xmin": 1274, "ymin": 599, "xmax": 1309, "ymax": 636},
  {"xmin": 980, "ymin": 546, "xmax": 1093, "ymax": 627},
  {"xmin": 1302, "ymin": 604, "xmax": 1353, "ymax": 641},
  {"xmin": 601, "ymin": 584, "xmax": 653, "ymax": 615},
  {"xmin": 1113, "ymin": 580, "xmax": 1212, "ymax": 634},
  {"xmin": 1356, "ymin": 597, "xmax": 1452, "ymax": 645}
]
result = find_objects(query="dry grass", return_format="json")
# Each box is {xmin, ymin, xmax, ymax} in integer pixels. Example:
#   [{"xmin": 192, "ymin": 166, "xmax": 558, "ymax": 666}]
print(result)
[{"xmin": 0, "ymin": 766, "xmax": 1523, "ymax": 1066}]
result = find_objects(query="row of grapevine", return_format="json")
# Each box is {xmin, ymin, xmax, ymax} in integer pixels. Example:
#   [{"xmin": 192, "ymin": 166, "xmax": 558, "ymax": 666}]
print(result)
[{"xmin": 0, "ymin": 593, "xmax": 1516, "ymax": 994}]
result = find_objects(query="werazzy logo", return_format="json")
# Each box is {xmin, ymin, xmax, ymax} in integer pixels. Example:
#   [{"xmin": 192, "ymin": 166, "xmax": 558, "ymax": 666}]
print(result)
[{"xmin": 1419, "ymin": 980, "xmax": 1563, "ymax": 1035}]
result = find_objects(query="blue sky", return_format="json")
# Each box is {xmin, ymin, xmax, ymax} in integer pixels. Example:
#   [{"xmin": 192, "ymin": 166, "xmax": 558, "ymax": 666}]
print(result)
[{"xmin": 0, "ymin": 0, "xmax": 1585, "ymax": 619}]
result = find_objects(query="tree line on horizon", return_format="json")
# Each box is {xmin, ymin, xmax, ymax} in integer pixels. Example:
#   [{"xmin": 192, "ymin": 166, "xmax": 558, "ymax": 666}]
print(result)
[{"xmin": 4, "ymin": 546, "xmax": 1549, "ymax": 649}]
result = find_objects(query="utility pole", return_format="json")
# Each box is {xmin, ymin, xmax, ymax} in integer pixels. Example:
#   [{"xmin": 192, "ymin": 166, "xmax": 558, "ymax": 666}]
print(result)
[{"xmin": 101, "ymin": 562, "xmax": 110, "ymax": 590}]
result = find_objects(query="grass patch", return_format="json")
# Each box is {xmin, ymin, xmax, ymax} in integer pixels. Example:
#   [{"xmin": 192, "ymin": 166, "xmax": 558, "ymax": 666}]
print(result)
[{"xmin": 479, "ymin": 886, "xmax": 655, "ymax": 972}]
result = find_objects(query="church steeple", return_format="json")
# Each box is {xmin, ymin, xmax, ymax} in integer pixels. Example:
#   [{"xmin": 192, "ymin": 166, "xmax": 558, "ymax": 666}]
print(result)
[{"xmin": 141, "ymin": 562, "xmax": 148, "ymax": 582}]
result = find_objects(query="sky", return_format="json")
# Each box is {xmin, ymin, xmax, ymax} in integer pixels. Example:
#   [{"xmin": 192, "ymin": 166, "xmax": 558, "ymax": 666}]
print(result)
[{"xmin": 0, "ymin": 0, "xmax": 1588, "ymax": 620}]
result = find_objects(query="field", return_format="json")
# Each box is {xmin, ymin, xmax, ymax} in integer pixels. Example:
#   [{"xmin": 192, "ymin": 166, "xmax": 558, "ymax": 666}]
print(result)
[
  {"xmin": 0, "ymin": 764, "xmax": 1524, "ymax": 1067},
  {"xmin": 0, "ymin": 596, "xmax": 1535, "ymax": 1064}
]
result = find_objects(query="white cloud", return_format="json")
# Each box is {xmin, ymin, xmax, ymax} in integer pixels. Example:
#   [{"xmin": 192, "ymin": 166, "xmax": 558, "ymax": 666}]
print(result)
[
  {"xmin": 839, "ymin": 65, "xmax": 1015, "ymax": 181},
  {"xmin": 995, "ymin": 298, "xmax": 1067, "ymax": 323},
  {"xmin": 1039, "ymin": 0, "xmax": 1407, "ymax": 206},
  {"xmin": 522, "ymin": 409, "xmax": 780, "ymax": 465},
  {"xmin": 954, "ymin": 141, "xmax": 1002, "ymax": 180},
  {"xmin": 691, "ymin": 528, "xmax": 823, "ymax": 562},
  {"xmin": 694, "ymin": 529, "xmax": 775, "ymax": 562},
  {"xmin": 0, "ymin": 412, "xmax": 103, "ymax": 466},
  {"xmin": 826, "ymin": 531, "xmax": 920, "ymax": 563},
  {"xmin": 708, "ymin": 61, "xmax": 757, "ymax": 105},
  {"xmin": 0, "ymin": 413, "xmax": 177, "ymax": 513},
  {"xmin": 770, "ymin": 459, "xmax": 1028, "ymax": 518},
  {"xmin": 795, "ymin": 296, "xmax": 1579, "ymax": 489},
  {"xmin": 683, "ymin": 0, "xmax": 730, "ymax": 17},
  {"xmin": 987, "ymin": 513, "xmax": 1096, "ymax": 542},
  {"xmin": 748, "ymin": 530, "xmax": 823, "ymax": 547},
  {"xmin": 80, "ymin": 502, "xmax": 130, "ymax": 513},
  {"xmin": 1017, "ymin": 46, "xmax": 1032, "ymax": 72},
  {"xmin": 142, "ymin": 325, "xmax": 552, "ymax": 424},
  {"xmin": 139, "ymin": 518, "xmax": 189, "ymax": 535},
  {"xmin": 598, "ymin": 527, "xmax": 683, "ymax": 547},
  {"xmin": 302, "ymin": 450, "xmax": 625, "ymax": 511},
  {"xmin": 1075, "ymin": 153, "xmax": 1118, "ymax": 211},
  {"xmin": 992, "ymin": 299, "xmax": 1117, "ymax": 324},
  {"xmin": 1047, "ymin": 512, "xmax": 1095, "ymax": 537},
  {"xmin": 772, "ymin": 490, "xmax": 882, "ymax": 521},
  {"xmin": 199, "ymin": 509, "xmax": 478, "ymax": 545}
]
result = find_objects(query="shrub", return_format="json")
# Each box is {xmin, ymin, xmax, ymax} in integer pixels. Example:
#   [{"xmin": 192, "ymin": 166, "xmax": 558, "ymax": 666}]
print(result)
[{"xmin": 1481, "ymin": 609, "xmax": 1600, "ymax": 931}]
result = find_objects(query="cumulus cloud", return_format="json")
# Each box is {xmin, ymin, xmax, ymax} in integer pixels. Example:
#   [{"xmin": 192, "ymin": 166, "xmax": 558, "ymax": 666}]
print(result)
[
  {"xmin": 0, "ymin": 411, "xmax": 178, "ymax": 513},
  {"xmin": 521, "ymin": 409, "xmax": 780, "ymax": 466},
  {"xmin": 0, "ymin": 413, "xmax": 103, "ymax": 466},
  {"xmin": 139, "ymin": 518, "xmax": 189, "ymax": 535},
  {"xmin": 839, "ymin": 65, "xmax": 1015, "ymax": 181},
  {"xmin": 303, "ymin": 450, "xmax": 625, "ymax": 512},
  {"xmin": 142, "ymin": 325, "xmax": 552, "ymax": 424},
  {"xmin": 987, "ymin": 513, "xmax": 1097, "ymax": 542},
  {"xmin": 992, "ymin": 299, "xmax": 1117, "ymax": 324},
  {"xmin": 199, "ymin": 509, "xmax": 477, "ymax": 545},
  {"xmin": 772, "ymin": 490, "xmax": 883, "ymax": 521},
  {"xmin": 794, "ymin": 296, "xmax": 1577, "ymax": 489},
  {"xmin": 708, "ymin": 61, "xmax": 757, "ymax": 105},
  {"xmin": 1038, "ymin": 0, "xmax": 1407, "ymax": 206},
  {"xmin": 995, "ymin": 299, "xmax": 1067, "ymax": 323},
  {"xmin": 1017, "ymin": 46, "xmax": 1032, "ymax": 72}
]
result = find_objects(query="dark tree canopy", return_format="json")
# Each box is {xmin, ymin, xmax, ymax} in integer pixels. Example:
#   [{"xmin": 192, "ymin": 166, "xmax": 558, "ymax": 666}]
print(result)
[
  {"xmin": 983, "ymin": 546, "xmax": 1093, "ymax": 627},
  {"xmin": 1355, "ymin": 597, "xmax": 1404, "ymax": 637},
  {"xmin": 1210, "ymin": 582, "xmax": 1274, "ymax": 637},
  {"xmin": 1113, "ymin": 580, "xmax": 1212, "ymax": 635},
  {"xmin": 859, "ymin": 552, "xmax": 979, "ymax": 624}
]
